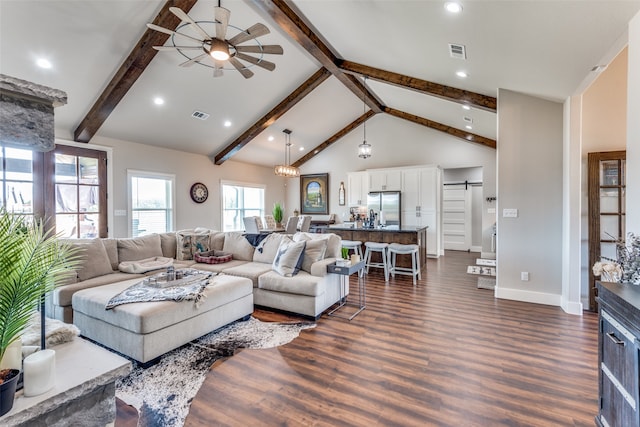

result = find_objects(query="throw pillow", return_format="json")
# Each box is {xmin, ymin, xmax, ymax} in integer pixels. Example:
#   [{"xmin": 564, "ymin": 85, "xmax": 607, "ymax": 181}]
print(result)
[
  {"xmin": 272, "ymin": 238, "xmax": 306, "ymax": 277},
  {"xmin": 117, "ymin": 234, "xmax": 163, "ymax": 262},
  {"xmin": 253, "ymin": 233, "xmax": 285, "ymax": 264},
  {"xmin": 223, "ymin": 232, "xmax": 255, "ymax": 261},
  {"xmin": 118, "ymin": 256, "xmax": 174, "ymax": 274},
  {"xmin": 159, "ymin": 232, "xmax": 177, "ymax": 259},
  {"xmin": 176, "ymin": 230, "xmax": 211, "ymax": 261},
  {"xmin": 300, "ymin": 239, "xmax": 327, "ymax": 273},
  {"xmin": 76, "ymin": 239, "xmax": 114, "ymax": 281},
  {"xmin": 294, "ymin": 232, "xmax": 341, "ymax": 258}
]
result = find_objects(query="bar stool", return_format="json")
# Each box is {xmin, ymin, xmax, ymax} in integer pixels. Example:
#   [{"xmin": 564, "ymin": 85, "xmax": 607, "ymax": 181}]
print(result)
[
  {"xmin": 363, "ymin": 242, "xmax": 389, "ymax": 281},
  {"xmin": 341, "ymin": 240, "xmax": 363, "ymax": 260},
  {"xmin": 388, "ymin": 243, "xmax": 421, "ymax": 285}
]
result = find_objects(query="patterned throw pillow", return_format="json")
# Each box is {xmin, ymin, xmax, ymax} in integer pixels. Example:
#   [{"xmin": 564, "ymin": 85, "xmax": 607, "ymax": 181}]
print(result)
[
  {"xmin": 176, "ymin": 230, "xmax": 211, "ymax": 261},
  {"xmin": 272, "ymin": 238, "xmax": 306, "ymax": 277}
]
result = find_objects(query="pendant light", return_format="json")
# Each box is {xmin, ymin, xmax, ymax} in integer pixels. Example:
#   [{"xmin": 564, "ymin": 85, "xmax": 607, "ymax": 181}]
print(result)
[
  {"xmin": 274, "ymin": 129, "xmax": 300, "ymax": 178},
  {"xmin": 358, "ymin": 76, "xmax": 372, "ymax": 159}
]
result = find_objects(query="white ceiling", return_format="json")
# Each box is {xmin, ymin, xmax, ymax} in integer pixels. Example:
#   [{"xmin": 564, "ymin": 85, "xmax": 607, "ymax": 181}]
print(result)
[{"xmin": 1, "ymin": 0, "xmax": 639, "ymax": 168}]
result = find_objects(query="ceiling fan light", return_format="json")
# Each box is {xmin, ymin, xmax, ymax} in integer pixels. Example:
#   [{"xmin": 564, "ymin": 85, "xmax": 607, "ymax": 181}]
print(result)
[{"xmin": 210, "ymin": 39, "xmax": 230, "ymax": 61}]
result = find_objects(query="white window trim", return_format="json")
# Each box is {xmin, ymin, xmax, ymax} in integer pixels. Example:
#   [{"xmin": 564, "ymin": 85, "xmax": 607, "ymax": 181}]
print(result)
[
  {"xmin": 127, "ymin": 169, "xmax": 176, "ymax": 237},
  {"xmin": 220, "ymin": 179, "xmax": 266, "ymax": 232}
]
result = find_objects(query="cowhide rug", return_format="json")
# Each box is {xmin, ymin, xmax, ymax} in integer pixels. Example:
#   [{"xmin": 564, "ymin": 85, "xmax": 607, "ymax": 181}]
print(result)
[{"xmin": 116, "ymin": 317, "xmax": 315, "ymax": 427}]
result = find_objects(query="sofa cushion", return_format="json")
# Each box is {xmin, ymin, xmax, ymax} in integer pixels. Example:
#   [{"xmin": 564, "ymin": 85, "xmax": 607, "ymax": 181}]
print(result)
[
  {"xmin": 222, "ymin": 261, "xmax": 275, "ymax": 287},
  {"xmin": 272, "ymin": 237, "xmax": 306, "ymax": 277},
  {"xmin": 54, "ymin": 272, "xmax": 146, "ymax": 306},
  {"xmin": 176, "ymin": 230, "xmax": 210, "ymax": 261},
  {"xmin": 118, "ymin": 256, "xmax": 174, "ymax": 274},
  {"xmin": 118, "ymin": 234, "xmax": 163, "ymax": 262},
  {"xmin": 159, "ymin": 232, "xmax": 177, "ymax": 259},
  {"xmin": 194, "ymin": 259, "xmax": 249, "ymax": 273},
  {"xmin": 76, "ymin": 239, "xmax": 115, "ymax": 281},
  {"xmin": 222, "ymin": 232, "xmax": 255, "ymax": 261},
  {"xmin": 300, "ymin": 239, "xmax": 327, "ymax": 273},
  {"xmin": 101, "ymin": 239, "xmax": 119, "ymax": 270},
  {"xmin": 294, "ymin": 232, "xmax": 341, "ymax": 258},
  {"xmin": 258, "ymin": 270, "xmax": 323, "ymax": 297},
  {"xmin": 209, "ymin": 231, "xmax": 225, "ymax": 251},
  {"xmin": 253, "ymin": 233, "xmax": 286, "ymax": 264}
]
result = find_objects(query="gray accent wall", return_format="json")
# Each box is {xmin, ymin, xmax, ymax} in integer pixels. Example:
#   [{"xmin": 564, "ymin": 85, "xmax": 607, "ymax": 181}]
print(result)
[
  {"xmin": 629, "ymin": 12, "xmax": 640, "ymax": 233},
  {"xmin": 496, "ymin": 89, "xmax": 564, "ymax": 305}
]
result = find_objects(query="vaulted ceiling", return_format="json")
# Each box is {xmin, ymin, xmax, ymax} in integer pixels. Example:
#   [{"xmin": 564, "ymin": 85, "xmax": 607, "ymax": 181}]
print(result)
[{"xmin": 1, "ymin": 0, "xmax": 638, "ymax": 168}]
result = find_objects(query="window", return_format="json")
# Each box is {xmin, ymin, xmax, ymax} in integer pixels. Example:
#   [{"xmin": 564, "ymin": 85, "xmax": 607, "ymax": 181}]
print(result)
[
  {"xmin": 129, "ymin": 171, "xmax": 175, "ymax": 237},
  {"xmin": 221, "ymin": 182, "xmax": 264, "ymax": 231},
  {"xmin": 0, "ymin": 146, "xmax": 36, "ymax": 218},
  {"xmin": 51, "ymin": 146, "xmax": 107, "ymax": 238}
]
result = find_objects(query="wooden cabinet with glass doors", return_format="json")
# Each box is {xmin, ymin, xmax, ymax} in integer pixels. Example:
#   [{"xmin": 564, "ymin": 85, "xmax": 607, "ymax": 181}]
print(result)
[{"xmin": 588, "ymin": 151, "xmax": 626, "ymax": 311}]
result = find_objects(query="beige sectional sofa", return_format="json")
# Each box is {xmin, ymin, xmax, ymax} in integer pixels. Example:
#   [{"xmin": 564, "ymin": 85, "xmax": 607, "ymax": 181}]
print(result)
[{"xmin": 47, "ymin": 230, "xmax": 343, "ymax": 363}]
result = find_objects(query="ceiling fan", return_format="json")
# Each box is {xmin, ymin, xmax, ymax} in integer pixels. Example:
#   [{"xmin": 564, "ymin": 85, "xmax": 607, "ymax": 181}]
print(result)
[{"xmin": 147, "ymin": 4, "xmax": 283, "ymax": 79}]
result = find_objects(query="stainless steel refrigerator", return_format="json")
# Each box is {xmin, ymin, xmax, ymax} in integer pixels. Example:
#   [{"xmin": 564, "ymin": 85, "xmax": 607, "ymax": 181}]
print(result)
[{"xmin": 367, "ymin": 191, "xmax": 401, "ymax": 227}]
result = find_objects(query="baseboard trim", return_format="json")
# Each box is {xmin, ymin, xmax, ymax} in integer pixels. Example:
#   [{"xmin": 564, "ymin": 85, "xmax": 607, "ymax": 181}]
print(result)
[
  {"xmin": 561, "ymin": 299, "xmax": 584, "ymax": 316},
  {"xmin": 470, "ymin": 245, "xmax": 482, "ymax": 253},
  {"xmin": 480, "ymin": 252, "xmax": 496, "ymax": 260},
  {"xmin": 495, "ymin": 286, "xmax": 561, "ymax": 307}
]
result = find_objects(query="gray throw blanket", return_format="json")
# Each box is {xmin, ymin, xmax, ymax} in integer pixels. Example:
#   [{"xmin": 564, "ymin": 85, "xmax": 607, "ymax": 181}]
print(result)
[{"xmin": 106, "ymin": 270, "xmax": 215, "ymax": 309}]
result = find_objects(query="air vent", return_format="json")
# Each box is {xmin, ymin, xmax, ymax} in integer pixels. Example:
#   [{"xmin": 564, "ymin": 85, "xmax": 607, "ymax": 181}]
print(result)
[
  {"xmin": 191, "ymin": 111, "xmax": 210, "ymax": 120},
  {"xmin": 449, "ymin": 43, "xmax": 467, "ymax": 60},
  {"xmin": 463, "ymin": 116, "xmax": 473, "ymax": 123}
]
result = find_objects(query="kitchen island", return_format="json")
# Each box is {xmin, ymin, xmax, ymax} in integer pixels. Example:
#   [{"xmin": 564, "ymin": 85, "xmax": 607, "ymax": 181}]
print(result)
[{"xmin": 327, "ymin": 225, "xmax": 428, "ymax": 270}]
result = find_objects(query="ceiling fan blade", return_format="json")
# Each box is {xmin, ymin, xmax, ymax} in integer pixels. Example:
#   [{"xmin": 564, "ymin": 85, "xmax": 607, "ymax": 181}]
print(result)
[
  {"xmin": 153, "ymin": 46, "xmax": 202, "ymax": 51},
  {"xmin": 214, "ymin": 60, "xmax": 224, "ymax": 78},
  {"xmin": 228, "ymin": 57, "xmax": 254, "ymax": 79},
  {"xmin": 235, "ymin": 45, "xmax": 283, "ymax": 55},
  {"xmin": 228, "ymin": 23, "xmax": 270, "ymax": 46},
  {"xmin": 179, "ymin": 53, "xmax": 209, "ymax": 67},
  {"xmin": 169, "ymin": 7, "xmax": 211, "ymax": 41},
  {"xmin": 214, "ymin": 7, "xmax": 230, "ymax": 40},
  {"xmin": 235, "ymin": 53, "xmax": 276, "ymax": 72},
  {"xmin": 147, "ymin": 23, "xmax": 203, "ymax": 44}
]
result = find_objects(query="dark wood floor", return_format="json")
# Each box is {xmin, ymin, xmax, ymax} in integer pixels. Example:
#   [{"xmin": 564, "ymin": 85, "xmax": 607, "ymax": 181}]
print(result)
[{"xmin": 119, "ymin": 251, "xmax": 600, "ymax": 426}]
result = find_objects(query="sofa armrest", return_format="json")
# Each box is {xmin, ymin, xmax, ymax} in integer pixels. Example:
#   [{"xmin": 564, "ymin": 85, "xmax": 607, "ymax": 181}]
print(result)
[{"xmin": 310, "ymin": 257, "xmax": 338, "ymax": 277}]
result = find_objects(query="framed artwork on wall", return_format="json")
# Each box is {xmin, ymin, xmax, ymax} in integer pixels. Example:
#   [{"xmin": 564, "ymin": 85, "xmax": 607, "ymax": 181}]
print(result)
[{"xmin": 300, "ymin": 173, "xmax": 329, "ymax": 214}]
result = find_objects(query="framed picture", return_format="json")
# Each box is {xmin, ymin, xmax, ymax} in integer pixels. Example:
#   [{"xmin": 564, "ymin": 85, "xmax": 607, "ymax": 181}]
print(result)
[{"xmin": 300, "ymin": 173, "xmax": 329, "ymax": 214}]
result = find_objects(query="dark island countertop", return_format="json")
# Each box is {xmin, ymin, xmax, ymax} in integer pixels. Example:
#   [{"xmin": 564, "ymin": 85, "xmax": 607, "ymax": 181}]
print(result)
[
  {"xmin": 597, "ymin": 281, "xmax": 640, "ymax": 334},
  {"xmin": 327, "ymin": 225, "xmax": 428, "ymax": 234}
]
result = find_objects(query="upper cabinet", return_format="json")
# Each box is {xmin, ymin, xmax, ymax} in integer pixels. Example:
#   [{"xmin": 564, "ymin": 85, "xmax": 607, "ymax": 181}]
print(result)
[
  {"xmin": 369, "ymin": 169, "xmax": 402, "ymax": 192},
  {"xmin": 347, "ymin": 171, "xmax": 368, "ymax": 206}
]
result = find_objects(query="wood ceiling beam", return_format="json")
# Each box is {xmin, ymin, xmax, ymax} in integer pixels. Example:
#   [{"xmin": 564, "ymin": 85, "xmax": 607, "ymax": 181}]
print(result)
[
  {"xmin": 248, "ymin": 0, "xmax": 384, "ymax": 113},
  {"xmin": 73, "ymin": 0, "xmax": 199, "ymax": 143},
  {"xmin": 213, "ymin": 68, "xmax": 331, "ymax": 165},
  {"xmin": 339, "ymin": 60, "xmax": 497, "ymax": 112},
  {"xmin": 385, "ymin": 107, "xmax": 496, "ymax": 149},
  {"xmin": 292, "ymin": 110, "xmax": 377, "ymax": 167}
]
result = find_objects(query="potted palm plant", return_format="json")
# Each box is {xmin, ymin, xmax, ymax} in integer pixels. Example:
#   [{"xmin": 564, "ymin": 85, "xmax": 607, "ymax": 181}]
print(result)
[
  {"xmin": 0, "ymin": 208, "xmax": 80, "ymax": 416},
  {"xmin": 273, "ymin": 202, "xmax": 284, "ymax": 228}
]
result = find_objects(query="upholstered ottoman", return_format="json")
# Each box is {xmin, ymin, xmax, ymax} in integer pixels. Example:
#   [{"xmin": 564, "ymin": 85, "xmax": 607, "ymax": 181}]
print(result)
[{"xmin": 72, "ymin": 274, "xmax": 253, "ymax": 363}]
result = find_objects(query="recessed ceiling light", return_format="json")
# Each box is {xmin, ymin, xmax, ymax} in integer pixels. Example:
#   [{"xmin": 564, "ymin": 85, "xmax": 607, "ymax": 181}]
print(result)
[
  {"xmin": 314, "ymin": 150, "xmax": 319, "ymax": 154},
  {"xmin": 153, "ymin": 97, "xmax": 165, "ymax": 105},
  {"xmin": 268, "ymin": 136, "xmax": 274, "ymax": 142},
  {"xmin": 456, "ymin": 71, "xmax": 468, "ymax": 78},
  {"xmin": 444, "ymin": 2, "xmax": 463, "ymax": 13},
  {"xmin": 462, "ymin": 104, "xmax": 471, "ymax": 110},
  {"xmin": 224, "ymin": 120, "xmax": 232, "ymax": 127},
  {"xmin": 465, "ymin": 125, "xmax": 473, "ymax": 130},
  {"xmin": 36, "ymin": 58, "xmax": 52, "ymax": 69},
  {"xmin": 299, "ymin": 147, "xmax": 305, "ymax": 151}
]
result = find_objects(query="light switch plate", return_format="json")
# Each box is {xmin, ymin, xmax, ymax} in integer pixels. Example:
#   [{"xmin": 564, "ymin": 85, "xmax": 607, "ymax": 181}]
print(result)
[
  {"xmin": 503, "ymin": 208, "xmax": 518, "ymax": 218},
  {"xmin": 114, "ymin": 210, "xmax": 127, "ymax": 217}
]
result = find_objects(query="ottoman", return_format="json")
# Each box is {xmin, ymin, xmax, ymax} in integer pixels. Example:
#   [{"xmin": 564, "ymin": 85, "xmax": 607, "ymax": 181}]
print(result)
[{"xmin": 72, "ymin": 274, "xmax": 253, "ymax": 363}]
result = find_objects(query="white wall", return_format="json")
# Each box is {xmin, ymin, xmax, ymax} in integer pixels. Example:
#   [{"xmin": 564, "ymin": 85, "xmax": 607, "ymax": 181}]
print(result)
[
  {"xmin": 284, "ymin": 113, "xmax": 497, "ymax": 254},
  {"xmin": 88, "ymin": 135, "xmax": 287, "ymax": 237},
  {"xmin": 628, "ymin": 12, "xmax": 640, "ymax": 232},
  {"xmin": 496, "ymin": 89, "xmax": 564, "ymax": 306}
]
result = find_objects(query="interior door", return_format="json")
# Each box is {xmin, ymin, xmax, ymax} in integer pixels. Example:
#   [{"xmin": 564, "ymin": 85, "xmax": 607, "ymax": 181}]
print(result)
[
  {"xmin": 443, "ymin": 183, "xmax": 471, "ymax": 251},
  {"xmin": 588, "ymin": 151, "xmax": 626, "ymax": 311}
]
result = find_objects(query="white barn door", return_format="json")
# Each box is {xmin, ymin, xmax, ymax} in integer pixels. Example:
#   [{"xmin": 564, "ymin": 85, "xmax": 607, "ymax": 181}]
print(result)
[{"xmin": 443, "ymin": 184, "xmax": 472, "ymax": 251}]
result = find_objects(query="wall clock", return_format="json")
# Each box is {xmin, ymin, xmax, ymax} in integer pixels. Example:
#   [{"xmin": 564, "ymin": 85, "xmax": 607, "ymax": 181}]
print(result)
[{"xmin": 190, "ymin": 182, "xmax": 208, "ymax": 203}]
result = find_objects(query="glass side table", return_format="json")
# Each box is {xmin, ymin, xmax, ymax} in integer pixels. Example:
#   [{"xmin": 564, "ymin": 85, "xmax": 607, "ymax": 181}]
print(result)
[{"xmin": 327, "ymin": 260, "xmax": 366, "ymax": 320}]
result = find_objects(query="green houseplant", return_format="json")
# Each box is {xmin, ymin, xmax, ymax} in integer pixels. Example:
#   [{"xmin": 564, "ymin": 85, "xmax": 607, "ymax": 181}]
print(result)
[
  {"xmin": 272, "ymin": 202, "xmax": 284, "ymax": 227},
  {"xmin": 0, "ymin": 208, "xmax": 80, "ymax": 415}
]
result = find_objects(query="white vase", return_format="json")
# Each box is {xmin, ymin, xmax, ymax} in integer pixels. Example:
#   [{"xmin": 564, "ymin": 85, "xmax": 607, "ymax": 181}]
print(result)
[{"xmin": 23, "ymin": 349, "xmax": 56, "ymax": 397}]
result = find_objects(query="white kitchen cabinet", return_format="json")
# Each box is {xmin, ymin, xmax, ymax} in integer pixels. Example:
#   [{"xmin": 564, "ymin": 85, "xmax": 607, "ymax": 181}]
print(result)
[
  {"xmin": 347, "ymin": 171, "xmax": 368, "ymax": 206},
  {"xmin": 401, "ymin": 166, "xmax": 442, "ymax": 257},
  {"xmin": 369, "ymin": 169, "xmax": 402, "ymax": 192}
]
